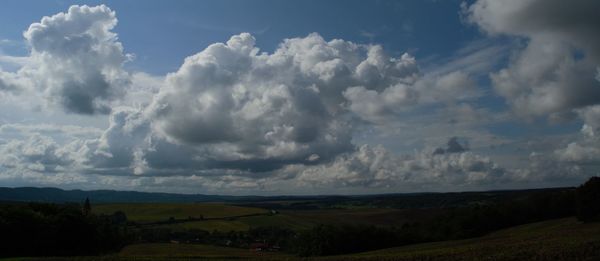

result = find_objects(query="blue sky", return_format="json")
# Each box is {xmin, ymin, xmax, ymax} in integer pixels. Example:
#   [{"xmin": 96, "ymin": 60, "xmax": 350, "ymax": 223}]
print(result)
[
  {"xmin": 1, "ymin": 0, "xmax": 476, "ymax": 74},
  {"xmin": 0, "ymin": 0, "xmax": 598, "ymax": 195}
]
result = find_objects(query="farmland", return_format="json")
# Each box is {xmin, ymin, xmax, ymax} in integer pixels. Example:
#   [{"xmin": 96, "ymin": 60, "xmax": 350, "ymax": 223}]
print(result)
[
  {"xmin": 93, "ymin": 202, "xmax": 431, "ymax": 232},
  {"xmin": 93, "ymin": 203, "xmax": 268, "ymax": 223},
  {"xmin": 121, "ymin": 217, "xmax": 600, "ymax": 260}
]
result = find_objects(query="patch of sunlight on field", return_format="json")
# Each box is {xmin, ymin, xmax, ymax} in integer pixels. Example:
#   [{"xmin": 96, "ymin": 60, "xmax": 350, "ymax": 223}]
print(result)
[{"xmin": 93, "ymin": 203, "xmax": 267, "ymax": 222}]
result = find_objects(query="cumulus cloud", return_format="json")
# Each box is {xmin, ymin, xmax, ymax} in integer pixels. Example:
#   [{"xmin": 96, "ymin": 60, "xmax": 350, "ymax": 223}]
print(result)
[
  {"xmin": 78, "ymin": 107, "xmax": 150, "ymax": 171},
  {"xmin": 555, "ymin": 106, "xmax": 600, "ymax": 165},
  {"xmin": 463, "ymin": 0, "xmax": 600, "ymax": 187},
  {"xmin": 343, "ymin": 83, "xmax": 418, "ymax": 122},
  {"xmin": 0, "ymin": 134, "xmax": 73, "ymax": 173},
  {"xmin": 14, "ymin": 28, "xmax": 482, "ymax": 183},
  {"xmin": 294, "ymin": 143, "xmax": 506, "ymax": 190},
  {"xmin": 344, "ymin": 70, "xmax": 478, "ymax": 124},
  {"xmin": 146, "ymin": 32, "xmax": 424, "ymax": 171},
  {"xmin": 6, "ymin": 4, "xmax": 582, "ymax": 194},
  {"xmin": 0, "ymin": 5, "xmax": 130, "ymax": 114},
  {"xmin": 465, "ymin": 0, "xmax": 600, "ymax": 118},
  {"xmin": 0, "ymin": 70, "xmax": 25, "ymax": 95}
]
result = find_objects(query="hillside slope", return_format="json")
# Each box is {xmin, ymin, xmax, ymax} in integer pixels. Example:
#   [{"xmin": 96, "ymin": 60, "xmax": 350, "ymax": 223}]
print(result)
[{"xmin": 332, "ymin": 217, "xmax": 600, "ymax": 261}]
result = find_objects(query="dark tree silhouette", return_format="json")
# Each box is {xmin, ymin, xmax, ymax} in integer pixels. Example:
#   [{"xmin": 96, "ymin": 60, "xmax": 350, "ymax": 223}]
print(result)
[
  {"xmin": 0, "ymin": 202, "xmax": 131, "ymax": 257},
  {"xmin": 83, "ymin": 197, "xmax": 91, "ymax": 216},
  {"xmin": 576, "ymin": 177, "xmax": 600, "ymax": 222}
]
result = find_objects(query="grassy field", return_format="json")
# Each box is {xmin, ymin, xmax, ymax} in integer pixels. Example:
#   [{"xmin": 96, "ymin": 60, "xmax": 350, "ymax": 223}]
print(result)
[
  {"xmin": 93, "ymin": 203, "xmax": 267, "ymax": 223},
  {"xmin": 327, "ymin": 217, "xmax": 600, "ymax": 260}
]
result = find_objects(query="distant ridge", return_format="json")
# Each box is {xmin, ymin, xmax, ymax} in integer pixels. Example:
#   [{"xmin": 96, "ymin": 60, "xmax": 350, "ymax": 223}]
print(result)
[
  {"xmin": 0, "ymin": 186, "xmax": 572, "ymax": 205},
  {"xmin": 0, "ymin": 187, "xmax": 350, "ymax": 203},
  {"xmin": 0, "ymin": 187, "xmax": 246, "ymax": 203}
]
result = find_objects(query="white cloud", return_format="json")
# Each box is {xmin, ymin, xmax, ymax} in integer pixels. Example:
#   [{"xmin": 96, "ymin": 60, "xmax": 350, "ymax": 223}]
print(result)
[
  {"xmin": 147, "ymin": 32, "xmax": 421, "ymax": 170},
  {"xmin": 465, "ymin": 0, "xmax": 600, "ymax": 118},
  {"xmin": 0, "ymin": 134, "xmax": 74, "ymax": 173},
  {"xmin": 294, "ymin": 143, "xmax": 507, "ymax": 190},
  {"xmin": 3, "ymin": 4, "xmax": 596, "ymax": 194},
  {"xmin": 555, "ymin": 106, "xmax": 600, "ymax": 165},
  {"xmin": 0, "ymin": 5, "xmax": 131, "ymax": 114}
]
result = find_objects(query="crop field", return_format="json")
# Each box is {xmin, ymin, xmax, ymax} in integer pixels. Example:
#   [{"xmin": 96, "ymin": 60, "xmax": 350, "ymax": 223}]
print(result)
[
  {"xmin": 93, "ymin": 203, "xmax": 267, "ymax": 223},
  {"xmin": 326, "ymin": 217, "xmax": 600, "ymax": 261}
]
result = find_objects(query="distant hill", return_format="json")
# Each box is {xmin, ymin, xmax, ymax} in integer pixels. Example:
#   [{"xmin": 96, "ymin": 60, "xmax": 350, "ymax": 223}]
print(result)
[
  {"xmin": 0, "ymin": 186, "xmax": 572, "ymax": 206},
  {"xmin": 0, "ymin": 187, "xmax": 243, "ymax": 203}
]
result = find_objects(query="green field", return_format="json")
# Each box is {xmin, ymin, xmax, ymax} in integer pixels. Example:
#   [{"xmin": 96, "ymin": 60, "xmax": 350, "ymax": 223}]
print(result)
[
  {"xmin": 328, "ymin": 217, "xmax": 600, "ymax": 260},
  {"xmin": 93, "ymin": 203, "xmax": 267, "ymax": 223}
]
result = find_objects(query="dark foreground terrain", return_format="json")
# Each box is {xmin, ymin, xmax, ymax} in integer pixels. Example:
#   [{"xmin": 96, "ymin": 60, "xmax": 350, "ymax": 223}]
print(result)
[
  {"xmin": 1, "ymin": 177, "xmax": 599, "ymax": 260},
  {"xmin": 4, "ymin": 218, "xmax": 600, "ymax": 260}
]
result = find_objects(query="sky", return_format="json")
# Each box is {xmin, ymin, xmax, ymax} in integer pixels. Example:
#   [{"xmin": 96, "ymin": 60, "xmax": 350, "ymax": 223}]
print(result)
[{"xmin": 0, "ymin": 0, "xmax": 599, "ymax": 195}]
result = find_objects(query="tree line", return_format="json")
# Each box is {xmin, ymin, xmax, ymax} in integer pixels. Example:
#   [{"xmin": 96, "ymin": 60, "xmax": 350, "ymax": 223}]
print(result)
[{"xmin": 0, "ymin": 200, "xmax": 132, "ymax": 257}]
